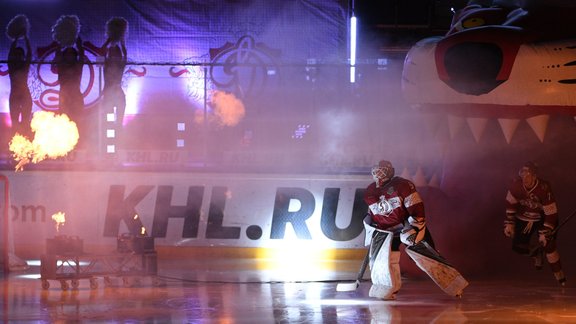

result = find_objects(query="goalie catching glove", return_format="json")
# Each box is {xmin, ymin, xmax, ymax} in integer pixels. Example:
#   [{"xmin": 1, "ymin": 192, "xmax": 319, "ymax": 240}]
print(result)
[{"xmin": 400, "ymin": 216, "xmax": 426, "ymax": 246}]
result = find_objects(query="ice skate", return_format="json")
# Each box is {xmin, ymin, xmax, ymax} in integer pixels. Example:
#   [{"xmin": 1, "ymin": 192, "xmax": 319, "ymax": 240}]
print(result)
[
  {"xmin": 369, "ymin": 284, "xmax": 398, "ymax": 300},
  {"xmin": 554, "ymin": 271, "xmax": 567, "ymax": 287}
]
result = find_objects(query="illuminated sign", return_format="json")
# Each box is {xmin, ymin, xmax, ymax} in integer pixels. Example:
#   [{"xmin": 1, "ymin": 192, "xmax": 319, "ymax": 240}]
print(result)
[{"xmin": 4, "ymin": 171, "xmax": 371, "ymax": 254}]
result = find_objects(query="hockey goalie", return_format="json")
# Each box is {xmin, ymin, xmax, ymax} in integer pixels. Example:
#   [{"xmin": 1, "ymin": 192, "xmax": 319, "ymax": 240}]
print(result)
[{"xmin": 363, "ymin": 160, "xmax": 468, "ymax": 300}]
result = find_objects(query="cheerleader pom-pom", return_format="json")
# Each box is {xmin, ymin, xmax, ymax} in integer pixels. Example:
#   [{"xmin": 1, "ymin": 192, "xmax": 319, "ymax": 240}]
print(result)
[
  {"xmin": 51, "ymin": 15, "xmax": 80, "ymax": 47},
  {"xmin": 6, "ymin": 14, "xmax": 30, "ymax": 40},
  {"xmin": 106, "ymin": 17, "xmax": 128, "ymax": 43}
]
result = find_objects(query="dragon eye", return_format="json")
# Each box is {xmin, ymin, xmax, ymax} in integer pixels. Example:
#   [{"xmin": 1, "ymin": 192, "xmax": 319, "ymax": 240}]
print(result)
[{"xmin": 462, "ymin": 17, "xmax": 485, "ymax": 29}]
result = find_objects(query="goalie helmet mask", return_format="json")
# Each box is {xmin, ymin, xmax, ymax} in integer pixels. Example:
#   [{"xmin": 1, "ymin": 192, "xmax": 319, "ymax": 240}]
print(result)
[{"xmin": 371, "ymin": 160, "xmax": 395, "ymax": 187}]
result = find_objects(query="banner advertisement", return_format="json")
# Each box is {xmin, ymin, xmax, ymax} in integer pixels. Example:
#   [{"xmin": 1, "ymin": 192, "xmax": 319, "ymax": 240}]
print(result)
[{"xmin": 1, "ymin": 171, "xmax": 370, "ymax": 257}]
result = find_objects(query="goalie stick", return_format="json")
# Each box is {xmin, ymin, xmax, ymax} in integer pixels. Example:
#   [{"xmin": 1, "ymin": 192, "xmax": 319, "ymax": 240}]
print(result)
[{"xmin": 336, "ymin": 249, "xmax": 370, "ymax": 292}]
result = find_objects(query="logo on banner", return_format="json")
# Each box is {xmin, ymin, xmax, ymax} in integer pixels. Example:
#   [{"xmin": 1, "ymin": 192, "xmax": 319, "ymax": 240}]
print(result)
[{"xmin": 103, "ymin": 185, "xmax": 367, "ymax": 242}]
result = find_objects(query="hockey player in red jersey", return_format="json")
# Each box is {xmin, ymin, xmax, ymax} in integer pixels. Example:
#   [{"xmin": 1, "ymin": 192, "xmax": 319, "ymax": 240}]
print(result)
[
  {"xmin": 363, "ymin": 160, "xmax": 467, "ymax": 299},
  {"xmin": 364, "ymin": 160, "xmax": 433, "ymax": 300},
  {"xmin": 363, "ymin": 160, "xmax": 428, "ymax": 299},
  {"xmin": 364, "ymin": 160, "xmax": 431, "ymax": 244},
  {"xmin": 504, "ymin": 161, "xmax": 566, "ymax": 286}
]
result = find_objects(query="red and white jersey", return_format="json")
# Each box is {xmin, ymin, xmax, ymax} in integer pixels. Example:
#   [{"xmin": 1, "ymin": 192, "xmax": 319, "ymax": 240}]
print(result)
[
  {"xmin": 505, "ymin": 177, "xmax": 558, "ymax": 228},
  {"xmin": 364, "ymin": 176, "xmax": 425, "ymax": 230}
]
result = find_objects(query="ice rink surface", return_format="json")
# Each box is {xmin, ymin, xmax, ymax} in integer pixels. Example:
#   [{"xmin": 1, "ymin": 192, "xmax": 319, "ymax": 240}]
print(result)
[{"xmin": 1, "ymin": 258, "xmax": 575, "ymax": 323}]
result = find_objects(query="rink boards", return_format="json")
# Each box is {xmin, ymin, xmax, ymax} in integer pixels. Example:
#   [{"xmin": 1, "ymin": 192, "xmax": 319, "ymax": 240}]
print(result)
[{"xmin": 0, "ymin": 171, "xmax": 371, "ymax": 258}]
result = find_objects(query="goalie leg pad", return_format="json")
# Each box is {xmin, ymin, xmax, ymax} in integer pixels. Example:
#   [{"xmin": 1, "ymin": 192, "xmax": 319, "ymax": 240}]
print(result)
[
  {"xmin": 406, "ymin": 241, "xmax": 469, "ymax": 297},
  {"xmin": 368, "ymin": 230, "xmax": 402, "ymax": 300},
  {"xmin": 363, "ymin": 215, "xmax": 376, "ymax": 246}
]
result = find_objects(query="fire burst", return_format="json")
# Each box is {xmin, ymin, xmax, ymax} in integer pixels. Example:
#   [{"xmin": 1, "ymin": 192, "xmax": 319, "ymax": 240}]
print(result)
[
  {"xmin": 8, "ymin": 111, "xmax": 79, "ymax": 171},
  {"xmin": 51, "ymin": 212, "xmax": 66, "ymax": 232},
  {"xmin": 195, "ymin": 90, "xmax": 245, "ymax": 126}
]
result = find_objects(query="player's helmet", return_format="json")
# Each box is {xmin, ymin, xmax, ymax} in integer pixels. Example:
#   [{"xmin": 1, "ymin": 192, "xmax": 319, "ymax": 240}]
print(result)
[
  {"xmin": 519, "ymin": 161, "xmax": 538, "ymax": 177},
  {"xmin": 371, "ymin": 160, "xmax": 395, "ymax": 187}
]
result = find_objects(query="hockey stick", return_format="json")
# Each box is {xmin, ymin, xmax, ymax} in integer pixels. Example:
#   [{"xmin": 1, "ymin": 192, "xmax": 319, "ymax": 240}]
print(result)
[
  {"xmin": 336, "ymin": 249, "xmax": 370, "ymax": 292},
  {"xmin": 550, "ymin": 208, "xmax": 576, "ymax": 236},
  {"xmin": 529, "ymin": 208, "xmax": 576, "ymax": 255}
]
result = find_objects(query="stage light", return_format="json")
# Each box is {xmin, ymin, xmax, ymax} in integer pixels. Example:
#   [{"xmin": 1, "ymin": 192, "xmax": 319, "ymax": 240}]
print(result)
[
  {"xmin": 176, "ymin": 122, "xmax": 186, "ymax": 148},
  {"xmin": 125, "ymin": 77, "xmax": 145, "ymax": 117},
  {"xmin": 107, "ymin": 144, "xmax": 115, "ymax": 153},
  {"xmin": 106, "ymin": 113, "xmax": 116, "ymax": 122},
  {"xmin": 350, "ymin": 15, "xmax": 357, "ymax": 83},
  {"xmin": 106, "ymin": 129, "xmax": 115, "ymax": 138}
]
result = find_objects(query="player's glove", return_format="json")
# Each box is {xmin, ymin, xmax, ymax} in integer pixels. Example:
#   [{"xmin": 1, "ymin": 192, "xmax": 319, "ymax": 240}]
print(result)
[
  {"xmin": 503, "ymin": 220, "xmax": 515, "ymax": 238},
  {"xmin": 400, "ymin": 216, "xmax": 426, "ymax": 246},
  {"xmin": 538, "ymin": 224, "xmax": 554, "ymax": 247}
]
